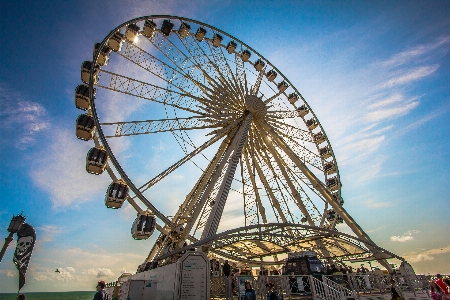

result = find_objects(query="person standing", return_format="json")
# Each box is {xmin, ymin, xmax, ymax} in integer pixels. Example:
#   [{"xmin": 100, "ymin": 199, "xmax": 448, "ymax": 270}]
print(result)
[
  {"xmin": 93, "ymin": 280, "xmax": 109, "ymax": 300},
  {"xmin": 244, "ymin": 280, "xmax": 256, "ymax": 300},
  {"xmin": 436, "ymin": 274, "xmax": 449, "ymax": 300},
  {"xmin": 223, "ymin": 260, "xmax": 231, "ymax": 277},
  {"xmin": 266, "ymin": 282, "xmax": 279, "ymax": 300}
]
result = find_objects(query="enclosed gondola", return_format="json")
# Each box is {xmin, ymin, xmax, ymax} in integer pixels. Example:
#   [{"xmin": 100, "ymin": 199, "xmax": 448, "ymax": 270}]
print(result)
[
  {"xmin": 142, "ymin": 19, "xmax": 157, "ymax": 38},
  {"xmin": 81, "ymin": 61, "xmax": 99, "ymax": 85},
  {"xmin": 178, "ymin": 22, "xmax": 191, "ymax": 38},
  {"xmin": 296, "ymin": 105, "xmax": 309, "ymax": 117},
  {"xmin": 241, "ymin": 49, "xmax": 251, "ymax": 62},
  {"xmin": 277, "ymin": 80, "xmax": 289, "ymax": 92},
  {"xmin": 75, "ymin": 84, "xmax": 96, "ymax": 110},
  {"xmin": 212, "ymin": 33, "xmax": 222, "ymax": 47},
  {"xmin": 288, "ymin": 93, "xmax": 298, "ymax": 104},
  {"xmin": 76, "ymin": 114, "xmax": 95, "ymax": 141},
  {"xmin": 93, "ymin": 43, "xmax": 112, "ymax": 66},
  {"xmin": 305, "ymin": 118, "xmax": 318, "ymax": 130},
  {"xmin": 254, "ymin": 58, "xmax": 265, "ymax": 71},
  {"xmin": 161, "ymin": 19, "xmax": 174, "ymax": 37},
  {"xmin": 125, "ymin": 23, "xmax": 140, "ymax": 42},
  {"xmin": 195, "ymin": 27, "xmax": 207, "ymax": 41},
  {"xmin": 105, "ymin": 179, "xmax": 129, "ymax": 208},
  {"xmin": 86, "ymin": 147, "xmax": 108, "ymax": 175},
  {"xmin": 226, "ymin": 41, "xmax": 237, "ymax": 54},
  {"xmin": 131, "ymin": 212, "xmax": 156, "ymax": 240},
  {"xmin": 108, "ymin": 31, "xmax": 124, "ymax": 52},
  {"xmin": 266, "ymin": 69, "xmax": 277, "ymax": 81}
]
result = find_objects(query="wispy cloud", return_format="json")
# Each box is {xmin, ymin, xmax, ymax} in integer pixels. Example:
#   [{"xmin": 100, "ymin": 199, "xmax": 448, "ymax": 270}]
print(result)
[
  {"xmin": 403, "ymin": 245, "xmax": 450, "ymax": 262},
  {"xmin": 381, "ymin": 35, "xmax": 450, "ymax": 67},
  {"xmin": 0, "ymin": 84, "xmax": 49, "ymax": 149},
  {"xmin": 390, "ymin": 230, "xmax": 420, "ymax": 242},
  {"xmin": 366, "ymin": 100, "xmax": 420, "ymax": 122},
  {"xmin": 382, "ymin": 65, "xmax": 439, "ymax": 88},
  {"xmin": 35, "ymin": 225, "xmax": 62, "ymax": 242},
  {"xmin": 366, "ymin": 199, "xmax": 393, "ymax": 208}
]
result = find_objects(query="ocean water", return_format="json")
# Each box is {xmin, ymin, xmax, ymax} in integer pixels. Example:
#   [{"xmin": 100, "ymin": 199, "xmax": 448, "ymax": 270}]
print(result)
[{"xmin": 0, "ymin": 291, "xmax": 94, "ymax": 300}]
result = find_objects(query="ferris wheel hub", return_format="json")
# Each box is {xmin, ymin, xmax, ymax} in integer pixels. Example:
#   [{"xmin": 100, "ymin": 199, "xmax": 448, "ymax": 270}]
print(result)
[{"xmin": 244, "ymin": 94, "xmax": 267, "ymax": 119}]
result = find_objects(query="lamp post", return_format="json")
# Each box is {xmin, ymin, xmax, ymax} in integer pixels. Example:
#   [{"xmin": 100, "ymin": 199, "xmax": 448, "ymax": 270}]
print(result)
[{"xmin": 0, "ymin": 213, "xmax": 26, "ymax": 263}]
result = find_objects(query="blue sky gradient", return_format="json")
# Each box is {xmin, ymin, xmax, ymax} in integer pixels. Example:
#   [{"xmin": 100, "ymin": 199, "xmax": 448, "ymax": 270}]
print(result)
[{"xmin": 1, "ymin": 0, "xmax": 449, "ymax": 292}]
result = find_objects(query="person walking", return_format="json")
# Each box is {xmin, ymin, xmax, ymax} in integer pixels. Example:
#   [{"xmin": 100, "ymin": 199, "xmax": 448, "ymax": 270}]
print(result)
[
  {"xmin": 93, "ymin": 280, "xmax": 109, "ymax": 300},
  {"xmin": 390, "ymin": 279, "xmax": 403, "ymax": 300}
]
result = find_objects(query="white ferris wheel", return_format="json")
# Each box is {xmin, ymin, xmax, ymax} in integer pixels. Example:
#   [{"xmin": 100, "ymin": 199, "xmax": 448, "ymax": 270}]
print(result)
[{"xmin": 75, "ymin": 15, "xmax": 401, "ymax": 271}]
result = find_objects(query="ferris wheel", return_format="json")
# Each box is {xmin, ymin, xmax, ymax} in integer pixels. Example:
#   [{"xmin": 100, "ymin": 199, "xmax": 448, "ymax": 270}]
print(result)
[{"xmin": 75, "ymin": 15, "xmax": 401, "ymax": 270}]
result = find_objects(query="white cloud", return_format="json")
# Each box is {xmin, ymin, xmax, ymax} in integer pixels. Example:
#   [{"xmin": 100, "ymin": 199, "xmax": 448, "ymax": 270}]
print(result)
[
  {"xmin": 0, "ymin": 85, "xmax": 50, "ymax": 149},
  {"xmin": 35, "ymin": 225, "xmax": 62, "ymax": 242},
  {"xmin": 366, "ymin": 199, "xmax": 393, "ymax": 208},
  {"xmin": 403, "ymin": 245, "xmax": 450, "ymax": 263},
  {"xmin": 366, "ymin": 101, "xmax": 419, "ymax": 122},
  {"xmin": 410, "ymin": 254, "xmax": 434, "ymax": 262},
  {"xmin": 29, "ymin": 128, "xmax": 111, "ymax": 208},
  {"xmin": 368, "ymin": 93, "xmax": 404, "ymax": 109},
  {"xmin": 390, "ymin": 230, "xmax": 420, "ymax": 242},
  {"xmin": 87, "ymin": 268, "xmax": 115, "ymax": 278},
  {"xmin": 383, "ymin": 65, "xmax": 439, "ymax": 88}
]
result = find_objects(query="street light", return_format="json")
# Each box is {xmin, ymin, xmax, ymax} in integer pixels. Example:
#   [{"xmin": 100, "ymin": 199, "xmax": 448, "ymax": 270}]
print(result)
[{"xmin": 0, "ymin": 213, "xmax": 26, "ymax": 263}]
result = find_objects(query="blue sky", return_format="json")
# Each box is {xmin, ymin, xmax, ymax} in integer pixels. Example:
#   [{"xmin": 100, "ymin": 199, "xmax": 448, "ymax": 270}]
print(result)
[{"xmin": 1, "ymin": 0, "xmax": 449, "ymax": 293}]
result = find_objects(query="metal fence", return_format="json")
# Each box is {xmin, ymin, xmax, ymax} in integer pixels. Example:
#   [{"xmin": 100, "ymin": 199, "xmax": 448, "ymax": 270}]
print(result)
[{"xmin": 210, "ymin": 272, "xmax": 436, "ymax": 299}]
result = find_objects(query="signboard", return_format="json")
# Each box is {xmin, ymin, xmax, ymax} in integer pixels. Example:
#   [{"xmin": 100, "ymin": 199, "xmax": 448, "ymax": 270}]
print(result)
[{"xmin": 176, "ymin": 251, "xmax": 210, "ymax": 300}]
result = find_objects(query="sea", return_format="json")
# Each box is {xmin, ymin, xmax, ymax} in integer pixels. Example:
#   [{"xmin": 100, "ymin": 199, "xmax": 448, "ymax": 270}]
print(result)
[{"xmin": 0, "ymin": 292, "xmax": 95, "ymax": 300}]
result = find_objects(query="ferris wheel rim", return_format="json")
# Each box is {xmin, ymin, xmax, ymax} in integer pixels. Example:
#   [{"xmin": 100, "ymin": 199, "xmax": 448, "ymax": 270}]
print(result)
[{"xmin": 84, "ymin": 15, "xmax": 352, "ymax": 265}]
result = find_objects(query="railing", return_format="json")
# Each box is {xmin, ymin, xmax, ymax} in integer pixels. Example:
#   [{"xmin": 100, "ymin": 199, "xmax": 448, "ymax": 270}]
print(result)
[
  {"xmin": 323, "ymin": 276, "xmax": 358, "ymax": 299},
  {"xmin": 310, "ymin": 276, "xmax": 346, "ymax": 300}
]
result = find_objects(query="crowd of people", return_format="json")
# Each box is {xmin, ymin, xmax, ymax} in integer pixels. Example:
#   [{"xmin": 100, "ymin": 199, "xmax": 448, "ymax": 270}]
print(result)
[{"xmin": 430, "ymin": 274, "xmax": 450, "ymax": 300}]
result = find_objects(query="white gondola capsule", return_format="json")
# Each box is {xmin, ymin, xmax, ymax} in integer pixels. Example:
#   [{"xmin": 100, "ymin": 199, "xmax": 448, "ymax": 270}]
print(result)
[
  {"xmin": 108, "ymin": 31, "xmax": 124, "ymax": 52},
  {"xmin": 86, "ymin": 147, "xmax": 108, "ymax": 175},
  {"xmin": 319, "ymin": 146, "xmax": 332, "ymax": 159},
  {"xmin": 93, "ymin": 43, "xmax": 112, "ymax": 66},
  {"xmin": 305, "ymin": 118, "xmax": 318, "ymax": 130},
  {"xmin": 326, "ymin": 210, "xmax": 336, "ymax": 221},
  {"xmin": 76, "ymin": 114, "xmax": 95, "ymax": 141},
  {"xmin": 326, "ymin": 176, "xmax": 339, "ymax": 191},
  {"xmin": 131, "ymin": 213, "xmax": 156, "ymax": 240},
  {"xmin": 332, "ymin": 193, "xmax": 344, "ymax": 205},
  {"xmin": 105, "ymin": 180, "xmax": 129, "ymax": 209},
  {"xmin": 296, "ymin": 105, "xmax": 309, "ymax": 117},
  {"xmin": 266, "ymin": 69, "xmax": 277, "ymax": 81},
  {"xmin": 323, "ymin": 162, "xmax": 337, "ymax": 174},
  {"xmin": 75, "ymin": 84, "xmax": 96, "ymax": 110},
  {"xmin": 277, "ymin": 80, "xmax": 289, "ymax": 92},
  {"xmin": 226, "ymin": 41, "xmax": 237, "ymax": 54},
  {"xmin": 161, "ymin": 19, "xmax": 174, "ymax": 37},
  {"xmin": 125, "ymin": 23, "xmax": 140, "ymax": 42},
  {"xmin": 81, "ymin": 61, "xmax": 100, "ymax": 85},
  {"xmin": 313, "ymin": 132, "xmax": 326, "ymax": 144},
  {"xmin": 212, "ymin": 33, "xmax": 222, "ymax": 47},
  {"xmin": 178, "ymin": 22, "xmax": 191, "ymax": 38},
  {"xmin": 254, "ymin": 58, "xmax": 265, "ymax": 71},
  {"xmin": 195, "ymin": 27, "xmax": 207, "ymax": 41},
  {"xmin": 288, "ymin": 93, "xmax": 298, "ymax": 104},
  {"xmin": 241, "ymin": 50, "xmax": 251, "ymax": 62},
  {"xmin": 142, "ymin": 20, "xmax": 157, "ymax": 38}
]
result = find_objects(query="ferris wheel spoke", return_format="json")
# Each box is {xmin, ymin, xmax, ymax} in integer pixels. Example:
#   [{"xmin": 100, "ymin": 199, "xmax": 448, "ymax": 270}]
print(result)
[
  {"xmin": 234, "ymin": 53, "xmax": 248, "ymax": 98},
  {"xmin": 96, "ymin": 70, "xmax": 209, "ymax": 115},
  {"xmin": 267, "ymin": 121, "xmax": 324, "ymax": 172},
  {"xmin": 250, "ymin": 70, "xmax": 265, "ymax": 96},
  {"xmin": 100, "ymin": 114, "xmax": 234, "ymax": 138},
  {"xmin": 242, "ymin": 146, "xmax": 267, "ymax": 226},
  {"xmin": 267, "ymin": 110, "xmax": 303, "ymax": 120},
  {"xmin": 132, "ymin": 118, "xmax": 241, "ymax": 197},
  {"xmin": 120, "ymin": 40, "xmax": 214, "ymax": 97},
  {"xmin": 267, "ymin": 119, "xmax": 314, "ymax": 143},
  {"xmin": 176, "ymin": 34, "xmax": 244, "ymax": 110}
]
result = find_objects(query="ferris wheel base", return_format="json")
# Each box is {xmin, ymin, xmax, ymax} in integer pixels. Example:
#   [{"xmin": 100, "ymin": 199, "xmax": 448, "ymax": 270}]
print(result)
[{"xmin": 117, "ymin": 250, "xmax": 210, "ymax": 300}]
